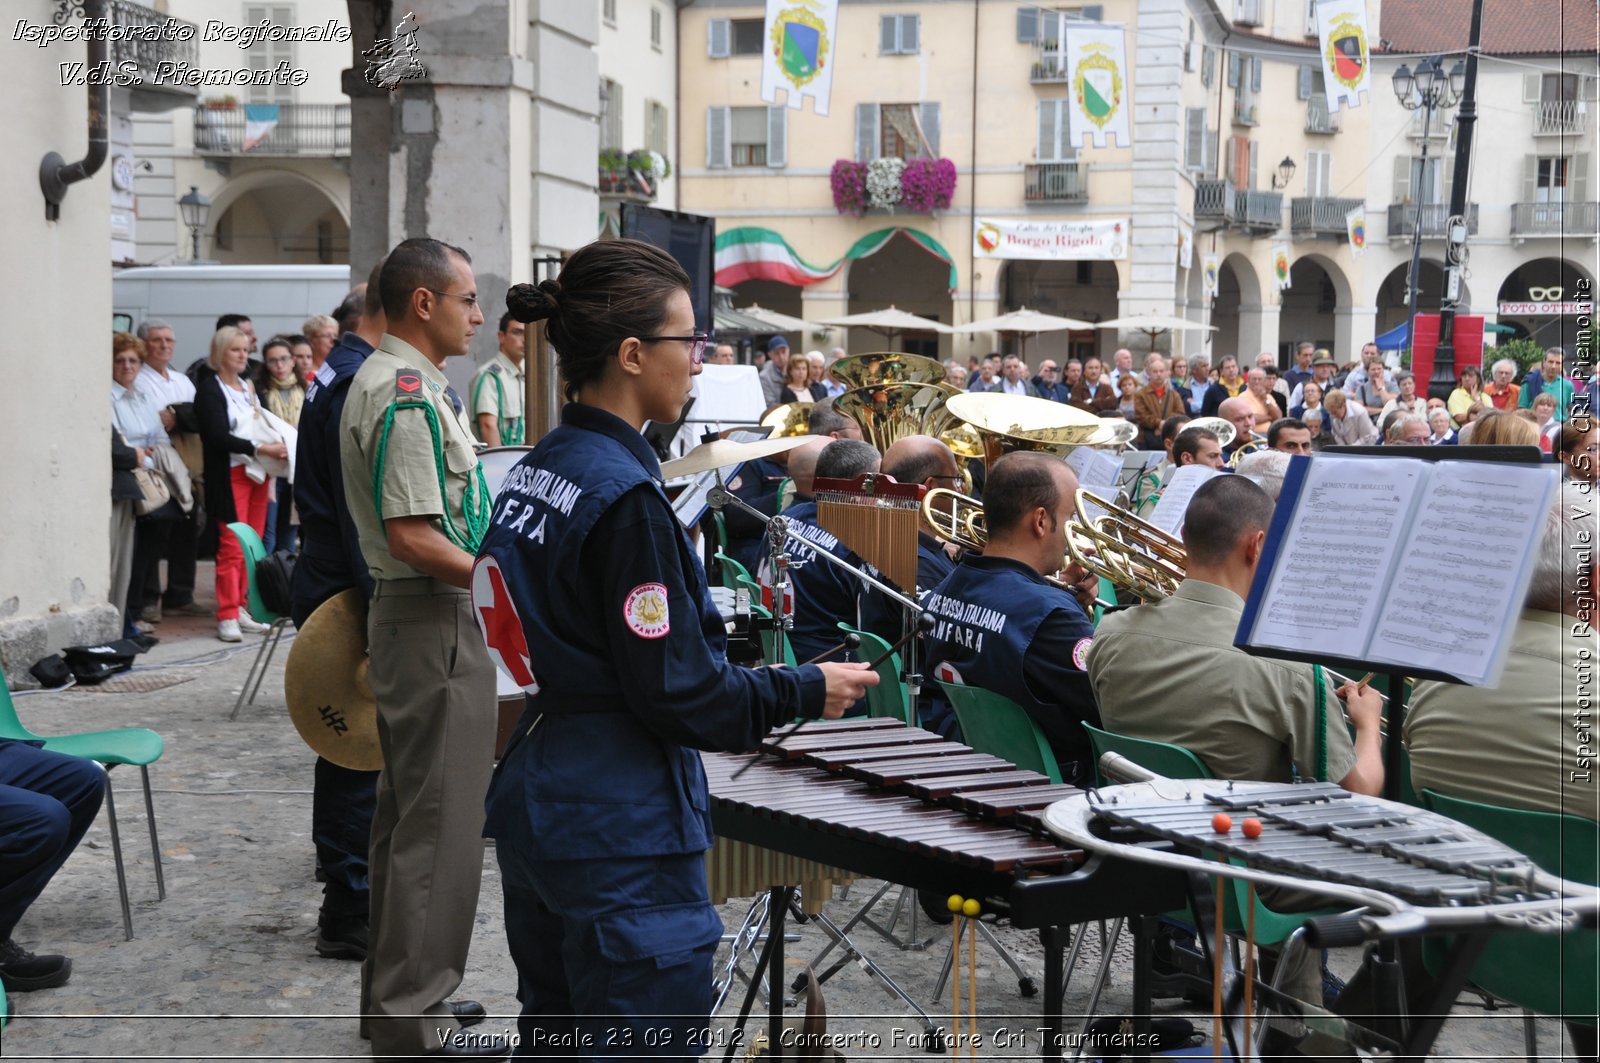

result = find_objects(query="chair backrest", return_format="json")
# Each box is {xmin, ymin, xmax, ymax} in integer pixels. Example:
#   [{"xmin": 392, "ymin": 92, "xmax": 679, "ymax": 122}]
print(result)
[
  {"xmin": 1082, "ymin": 722, "xmax": 1213, "ymax": 785},
  {"xmin": 225, "ymin": 521, "xmax": 278, "ymax": 623},
  {"xmin": 714, "ymin": 550, "xmax": 752, "ymax": 593},
  {"xmin": 0, "ymin": 664, "xmax": 36, "ymax": 741},
  {"xmin": 937, "ymin": 680, "xmax": 1061, "ymax": 784},
  {"xmin": 1092, "ymin": 576, "xmax": 1117, "ymax": 626},
  {"xmin": 1422, "ymin": 789, "xmax": 1599, "ymax": 1022},
  {"xmin": 837, "ymin": 623, "xmax": 910, "ymax": 723}
]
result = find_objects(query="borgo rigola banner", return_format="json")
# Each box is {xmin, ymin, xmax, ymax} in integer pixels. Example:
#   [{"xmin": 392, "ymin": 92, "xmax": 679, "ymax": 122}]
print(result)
[{"xmin": 973, "ymin": 218, "xmax": 1128, "ymax": 261}]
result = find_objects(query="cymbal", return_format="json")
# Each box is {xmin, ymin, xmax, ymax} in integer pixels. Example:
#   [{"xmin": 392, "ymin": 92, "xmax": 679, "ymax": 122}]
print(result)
[
  {"xmin": 661, "ymin": 433, "xmax": 825, "ymax": 478},
  {"xmin": 284, "ymin": 588, "xmax": 383, "ymax": 772}
]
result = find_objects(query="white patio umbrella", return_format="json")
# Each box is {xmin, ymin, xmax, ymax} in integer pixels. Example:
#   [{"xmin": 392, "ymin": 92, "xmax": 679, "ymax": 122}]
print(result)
[
  {"xmin": 1095, "ymin": 311, "xmax": 1219, "ymax": 345},
  {"xmin": 955, "ymin": 306, "xmax": 1095, "ymax": 361},
  {"xmin": 738, "ymin": 304, "xmax": 827, "ymax": 333},
  {"xmin": 820, "ymin": 306, "xmax": 953, "ymax": 351}
]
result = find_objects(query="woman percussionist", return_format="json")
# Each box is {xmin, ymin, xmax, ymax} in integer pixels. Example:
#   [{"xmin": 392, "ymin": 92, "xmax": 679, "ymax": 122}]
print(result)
[{"xmin": 476, "ymin": 238, "xmax": 877, "ymax": 1057}]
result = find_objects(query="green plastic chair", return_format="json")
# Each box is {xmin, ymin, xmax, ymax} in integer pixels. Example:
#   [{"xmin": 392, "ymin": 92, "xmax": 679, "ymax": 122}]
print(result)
[
  {"xmin": 713, "ymin": 550, "xmax": 751, "ymax": 593},
  {"xmin": 1422, "ymin": 789, "xmax": 1598, "ymax": 1029},
  {"xmin": 1092, "ymin": 576, "xmax": 1117, "ymax": 627},
  {"xmin": 0, "ymin": 666, "xmax": 165, "ymax": 941},
  {"xmin": 225, "ymin": 522, "xmax": 292, "ymax": 721},
  {"xmin": 1082, "ymin": 722, "xmax": 1344, "ymax": 947},
  {"xmin": 836, "ymin": 623, "xmax": 909, "ymax": 723},
  {"xmin": 936, "ymin": 680, "xmax": 1062, "ymax": 784}
]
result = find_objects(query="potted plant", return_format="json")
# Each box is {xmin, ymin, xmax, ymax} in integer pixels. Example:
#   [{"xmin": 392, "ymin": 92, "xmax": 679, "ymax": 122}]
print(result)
[
  {"xmin": 901, "ymin": 157, "xmax": 958, "ymax": 214},
  {"xmin": 598, "ymin": 148, "xmax": 626, "ymax": 192},
  {"xmin": 866, "ymin": 157, "xmax": 906, "ymax": 210},
  {"xmin": 203, "ymin": 95, "xmax": 238, "ymax": 110},
  {"xmin": 830, "ymin": 159, "xmax": 868, "ymax": 217},
  {"xmin": 627, "ymin": 149, "xmax": 672, "ymax": 181}
]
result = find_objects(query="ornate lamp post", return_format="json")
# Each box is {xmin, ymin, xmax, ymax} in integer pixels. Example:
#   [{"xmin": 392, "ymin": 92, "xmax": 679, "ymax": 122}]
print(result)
[{"xmin": 178, "ymin": 185, "xmax": 211, "ymax": 263}]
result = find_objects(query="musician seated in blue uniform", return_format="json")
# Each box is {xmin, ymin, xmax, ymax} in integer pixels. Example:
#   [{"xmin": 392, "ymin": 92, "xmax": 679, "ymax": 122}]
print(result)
[
  {"xmin": 478, "ymin": 238, "xmax": 877, "ymax": 1059},
  {"xmin": 768, "ymin": 438, "xmax": 882, "ymax": 668},
  {"xmin": 922, "ymin": 452, "xmax": 1102, "ymax": 785},
  {"xmin": 858, "ymin": 435, "xmax": 962, "ymax": 645}
]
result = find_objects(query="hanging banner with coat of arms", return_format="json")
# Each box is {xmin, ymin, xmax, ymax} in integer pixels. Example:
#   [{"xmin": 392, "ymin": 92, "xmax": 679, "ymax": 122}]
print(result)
[
  {"xmin": 1315, "ymin": 0, "xmax": 1371, "ymax": 111},
  {"xmin": 1272, "ymin": 243, "xmax": 1293, "ymax": 291},
  {"xmin": 761, "ymin": 0, "xmax": 840, "ymax": 116},
  {"xmin": 1201, "ymin": 253, "xmax": 1220, "ymax": 300},
  {"xmin": 1345, "ymin": 206, "xmax": 1367, "ymax": 255},
  {"xmin": 1064, "ymin": 24, "xmax": 1132, "ymax": 149}
]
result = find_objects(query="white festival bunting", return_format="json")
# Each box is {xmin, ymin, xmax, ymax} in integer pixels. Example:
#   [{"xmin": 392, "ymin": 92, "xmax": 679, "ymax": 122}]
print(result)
[
  {"xmin": 1064, "ymin": 24, "xmax": 1132, "ymax": 149},
  {"xmin": 760, "ymin": 0, "xmax": 840, "ymax": 116},
  {"xmin": 1315, "ymin": 0, "xmax": 1372, "ymax": 111}
]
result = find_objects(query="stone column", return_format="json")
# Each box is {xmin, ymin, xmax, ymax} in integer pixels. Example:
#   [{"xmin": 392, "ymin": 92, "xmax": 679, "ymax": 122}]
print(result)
[
  {"xmin": 1237, "ymin": 300, "xmax": 1281, "ymax": 361},
  {"xmin": 1336, "ymin": 304, "xmax": 1379, "ymax": 361}
]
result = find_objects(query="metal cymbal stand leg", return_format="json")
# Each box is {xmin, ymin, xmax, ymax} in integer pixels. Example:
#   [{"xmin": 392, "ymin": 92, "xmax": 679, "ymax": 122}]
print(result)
[
  {"xmin": 794, "ymin": 899, "xmax": 940, "ymax": 1045},
  {"xmin": 931, "ymin": 915, "xmax": 1040, "ymax": 1001}
]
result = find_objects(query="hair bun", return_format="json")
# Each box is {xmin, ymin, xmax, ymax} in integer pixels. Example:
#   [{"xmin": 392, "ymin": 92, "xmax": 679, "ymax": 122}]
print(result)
[{"xmin": 506, "ymin": 279, "xmax": 560, "ymax": 324}]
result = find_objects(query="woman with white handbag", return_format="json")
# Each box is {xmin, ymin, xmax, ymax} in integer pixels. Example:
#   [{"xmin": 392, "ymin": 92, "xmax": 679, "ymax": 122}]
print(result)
[{"xmin": 196, "ymin": 326, "xmax": 289, "ymax": 642}]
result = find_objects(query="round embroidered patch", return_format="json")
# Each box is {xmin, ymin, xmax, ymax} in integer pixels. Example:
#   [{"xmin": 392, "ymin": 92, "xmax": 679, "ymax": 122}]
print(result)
[
  {"xmin": 623, "ymin": 582, "xmax": 671, "ymax": 639},
  {"xmin": 1071, "ymin": 637, "xmax": 1094, "ymax": 671}
]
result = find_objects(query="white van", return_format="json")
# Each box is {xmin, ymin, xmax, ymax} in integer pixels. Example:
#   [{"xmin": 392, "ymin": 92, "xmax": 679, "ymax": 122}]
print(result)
[{"xmin": 113, "ymin": 264, "xmax": 352, "ymax": 364}]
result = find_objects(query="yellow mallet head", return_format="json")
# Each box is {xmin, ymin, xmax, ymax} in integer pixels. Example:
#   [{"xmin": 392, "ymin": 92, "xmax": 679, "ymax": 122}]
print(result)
[
  {"xmin": 962, "ymin": 898, "xmax": 981, "ymax": 918},
  {"xmin": 946, "ymin": 894, "xmax": 964, "ymax": 913}
]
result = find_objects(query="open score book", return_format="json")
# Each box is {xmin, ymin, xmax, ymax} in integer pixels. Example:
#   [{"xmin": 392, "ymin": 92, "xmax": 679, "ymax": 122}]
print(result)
[{"xmin": 1235, "ymin": 454, "xmax": 1559, "ymax": 687}]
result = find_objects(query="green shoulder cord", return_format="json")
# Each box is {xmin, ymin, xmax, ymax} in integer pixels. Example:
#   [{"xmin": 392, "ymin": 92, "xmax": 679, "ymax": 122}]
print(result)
[
  {"xmin": 1312, "ymin": 663, "xmax": 1329, "ymax": 783},
  {"xmin": 372, "ymin": 399, "xmax": 493, "ymax": 552},
  {"xmin": 472, "ymin": 370, "xmax": 524, "ymax": 446}
]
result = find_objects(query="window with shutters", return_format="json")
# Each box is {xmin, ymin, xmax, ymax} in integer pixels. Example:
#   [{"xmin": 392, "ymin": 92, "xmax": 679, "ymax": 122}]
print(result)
[
  {"xmin": 1201, "ymin": 45, "xmax": 1215, "ymax": 87},
  {"xmin": 646, "ymin": 101, "xmax": 669, "ymax": 156},
  {"xmin": 1227, "ymin": 134, "xmax": 1252, "ymax": 188},
  {"xmin": 878, "ymin": 103, "xmax": 937, "ymax": 159},
  {"xmin": 603, "ymin": 0, "xmax": 617, "ymax": 26},
  {"xmin": 1185, "ymin": 107, "xmax": 1213, "ymax": 173},
  {"xmin": 1304, "ymin": 151, "xmax": 1332, "ymax": 197},
  {"xmin": 650, "ymin": 6, "xmax": 663, "ymax": 49},
  {"xmin": 1037, "ymin": 100, "xmax": 1076, "ymax": 162},
  {"xmin": 1233, "ymin": 56, "xmax": 1261, "ymax": 125},
  {"xmin": 1393, "ymin": 155, "xmax": 1444, "ymax": 204},
  {"xmin": 731, "ymin": 18, "xmax": 764, "ymax": 54},
  {"xmin": 1536, "ymin": 156, "xmax": 1569, "ymax": 202},
  {"xmin": 599, "ymin": 78, "xmax": 624, "ymax": 150},
  {"xmin": 880, "ymin": 14, "xmax": 920, "ymax": 54},
  {"xmin": 244, "ymin": 3, "xmax": 295, "ymax": 105},
  {"xmin": 1235, "ymin": 0, "xmax": 1262, "ymax": 25},
  {"xmin": 730, "ymin": 106, "xmax": 770, "ymax": 167}
]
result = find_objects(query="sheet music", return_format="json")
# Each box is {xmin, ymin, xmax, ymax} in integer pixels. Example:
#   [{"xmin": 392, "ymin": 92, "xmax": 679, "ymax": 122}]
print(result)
[
  {"xmin": 1249, "ymin": 457, "xmax": 1424, "ymax": 659},
  {"xmin": 1366, "ymin": 462, "xmax": 1558, "ymax": 686},
  {"xmin": 672, "ymin": 463, "xmax": 745, "ymax": 529},
  {"xmin": 1148, "ymin": 465, "xmax": 1221, "ymax": 540},
  {"xmin": 1066, "ymin": 447, "xmax": 1123, "ymax": 491}
]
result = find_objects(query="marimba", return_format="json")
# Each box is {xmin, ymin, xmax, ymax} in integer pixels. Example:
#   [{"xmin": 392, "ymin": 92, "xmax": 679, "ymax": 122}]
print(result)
[
  {"xmin": 1044, "ymin": 768, "xmax": 1600, "ymax": 1059},
  {"xmin": 705, "ymin": 718, "xmax": 1188, "ymax": 1059}
]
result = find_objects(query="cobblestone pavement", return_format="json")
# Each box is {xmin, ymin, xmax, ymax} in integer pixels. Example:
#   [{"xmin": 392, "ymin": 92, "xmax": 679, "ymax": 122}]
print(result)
[{"xmin": 0, "ymin": 575, "xmax": 1555, "ymax": 1061}]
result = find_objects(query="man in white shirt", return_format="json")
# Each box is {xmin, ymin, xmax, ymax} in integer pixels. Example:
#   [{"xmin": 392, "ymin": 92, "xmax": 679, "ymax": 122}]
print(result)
[
  {"xmin": 134, "ymin": 320, "xmax": 207, "ymax": 620},
  {"xmin": 824, "ymin": 348, "xmax": 849, "ymax": 398},
  {"xmin": 1106, "ymin": 348, "xmax": 1143, "ymax": 392},
  {"xmin": 1000, "ymin": 355, "xmax": 1033, "ymax": 396}
]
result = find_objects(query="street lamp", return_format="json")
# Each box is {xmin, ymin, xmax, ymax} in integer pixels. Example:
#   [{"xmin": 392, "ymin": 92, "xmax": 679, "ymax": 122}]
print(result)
[
  {"xmin": 1392, "ymin": 57, "xmax": 1462, "ymax": 378},
  {"xmin": 1269, "ymin": 156, "xmax": 1297, "ymax": 191},
  {"xmin": 178, "ymin": 185, "xmax": 210, "ymax": 262}
]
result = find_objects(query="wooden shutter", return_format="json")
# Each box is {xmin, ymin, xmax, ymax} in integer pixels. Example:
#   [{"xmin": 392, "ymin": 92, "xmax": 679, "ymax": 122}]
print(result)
[
  {"xmin": 1440, "ymin": 157, "xmax": 1453, "ymax": 207},
  {"xmin": 1521, "ymin": 154, "xmax": 1539, "ymax": 203},
  {"xmin": 855, "ymin": 103, "xmax": 879, "ymax": 161},
  {"xmin": 903, "ymin": 15, "xmax": 920, "ymax": 53},
  {"xmin": 245, "ymin": 4, "xmax": 295, "ymax": 104},
  {"xmin": 1248, "ymin": 139, "xmax": 1259, "ymax": 189},
  {"xmin": 1229, "ymin": 135, "xmax": 1250, "ymax": 187},
  {"xmin": 1083, "ymin": 6, "xmax": 1104, "ymax": 20},
  {"xmin": 1306, "ymin": 151, "xmax": 1331, "ymax": 196},
  {"xmin": 707, "ymin": 106, "xmax": 730, "ymax": 168},
  {"xmin": 1227, "ymin": 52, "xmax": 1241, "ymax": 87},
  {"xmin": 1574, "ymin": 153, "xmax": 1591, "ymax": 205},
  {"xmin": 1186, "ymin": 107, "xmax": 1205, "ymax": 170},
  {"xmin": 1202, "ymin": 47, "xmax": 1215, "ymax": 86},
  {"xmin": 1017, "ymin": 6, "xmax": 1040, "ymax": 41},
  {"xmin": 1298, "ymin": 65, "xmax": 1314, "ymax": 99},
  {"xmin": 1392, "ymin": 155, "xmax": 1413, "ymax": 202},
  {"xmin": 1039, "ymin": 100, "xmax": 1073, "ymax": 161},
  {"xmin": 1523, "ymin": 73, "xmax": 1542, "ymax": 103},
  {"xmin": 766, "ymin": 106, "xmax": 787, "ymax": 168},
  {"xmin": 919, "ymin": 102, "xmax": 941, "ymax": 157},
  {"xmin": 1251, "ymin": 57, "xmax": 1263, "ymax": 92},
  {"xmin": 708, "ymin": 18, "xmax": 729, "ymax": 58},
  {"xmin": 881, "ymin": 15, "xmax": 898, "ymax": 53}
]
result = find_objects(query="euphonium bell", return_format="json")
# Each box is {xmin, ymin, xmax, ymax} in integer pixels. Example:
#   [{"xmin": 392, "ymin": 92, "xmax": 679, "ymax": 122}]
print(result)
[
  {"xmin": 943, "ymin": 392, "xmax": 1104, "ymax": 468},
  {"xmin": 760, "ymin": 402, "xmax": 812, "ymax": 438},
  {"xmin": 835, "ymin": 382, "xmax": 956, "ymax": 453},
  {"xmin": 1185, "ymin": 416, "xmax": 1238, "ymax": 450},
  {"xmin": 827, "ymin": 352, "xmax": 946, "ymax": 391}
]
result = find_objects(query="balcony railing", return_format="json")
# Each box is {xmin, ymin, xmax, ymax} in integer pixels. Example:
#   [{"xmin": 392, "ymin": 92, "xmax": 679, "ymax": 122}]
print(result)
[
  {"xmin": 1511, "ymin": 200, "xmax": 1600, "ymax": 237},
  {"xmin": 1195, "ymin": 178, "xmax": 1237, "ymax": 227},
  {"xmin": 1290, "ymin": 196, "xmax": 1364, "ymax": 236},
  {"xmin": 194, "ymin": 103, "xmax": 352, "ymax": 156},
  {"xmin": 111, "ymin": 0, "xmax": 199, "ymax": 91},
  {"xmin": 1305, "ymin": 94, "xmax": 1341, "ymax": 134},
  {"xmin": 1533, "ymin": 99, "xmax": 1589, "ymax": 136},
  {"xmin": 1232, "ymin": 99, "xmax": 1259, "ymax": 126},
  {"xmin": 1235, "ymin": 189, "xmax": 1283, "ymax": 231},
  {"xmin": 1387, "ymin": 202, "xmax": 1480, "ymax": 237},
  {"xmin": 1031, "ymin": 44, "xmax": 1068, "ymax": 83},
  {"xmin": 1024, "ymin": 162, "xmax": 1088, "ymax": 202}
]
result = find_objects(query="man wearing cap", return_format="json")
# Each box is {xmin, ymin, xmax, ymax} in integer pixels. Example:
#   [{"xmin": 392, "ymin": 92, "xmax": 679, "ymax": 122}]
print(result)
[
  {"xmin": 760, "ymin": 336, "xmax": 791, "ymax": 405},
  {"xmin": 1288, "ymin": 350, "xmax": 1338, "ymax": 410}
]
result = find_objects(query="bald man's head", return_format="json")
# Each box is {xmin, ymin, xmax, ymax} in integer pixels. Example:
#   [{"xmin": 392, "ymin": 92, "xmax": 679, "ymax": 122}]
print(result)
[
  {"xmin": 1217, "ymin": 395, "xmax": 1255, "ymax": 437},
  {"xmin": 882, "ymin": 435, "xmax": 960, "ymax": 489},
  {"xmin": 785, "ymin": 439, "xmax": 830, "ymax": 501}
]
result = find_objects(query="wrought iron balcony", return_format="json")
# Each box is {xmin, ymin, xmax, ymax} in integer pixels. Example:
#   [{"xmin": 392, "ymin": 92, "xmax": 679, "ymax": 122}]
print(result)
[
  {"xmin": 1290, "ymin": 197, "xmax": 1364, "ymax": 236},
  {"xmin": 193, "ymin": 103, "xmax": 352, "ymax": 157},
  {"xmin": 1511, "ymin": 200, "xmax": 1599, "ymax": 238},
  {"xmin": 1387, "ymin": 202, "xmax": 1479, "ymax": 238},
  {"xmin": 1195, "ymin": 178, "xmax": 1237, "ymax": 228},
  {"xmin": 1532, "ymin": 99, "xmax": 1589, "ymax": 136},
  {"xmin": 1305, "ymin": 94, "xmax": 1341, "ymax": 134},
  {"xmin": 1235, "ymin": 189, "xmax": 1283, "ymax": 232},
  {"xmin": 1031, "ymin": 44, "xmax": 1068, "ymax": 83},
  {"xmin": 1024, "ymin": 162, "xmax": 1087, "ymax": 203},
  {"xmin": 110, "ymin": 0, "xmax": 200, "ymax": 98}
]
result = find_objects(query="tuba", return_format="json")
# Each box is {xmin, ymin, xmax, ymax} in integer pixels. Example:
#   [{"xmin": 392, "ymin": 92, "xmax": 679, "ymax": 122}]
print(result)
[
  {"xmin": 827, "ymin": 352, "xmax": 946, "ymax": 390},
  {"xmin": 834, "ymin": 381, "xmax": 958, "ymax": 453},
  {"xmin": 942, "ymin": 392, "xmax": 1104, "ymax": 468},
  {"xmin": 760, "ymin": 402, "xmax": 813, "ymax": 438},
  {"xmin": 1185, "ymin": 416, "xmax": 1239, "ymax": 450}
]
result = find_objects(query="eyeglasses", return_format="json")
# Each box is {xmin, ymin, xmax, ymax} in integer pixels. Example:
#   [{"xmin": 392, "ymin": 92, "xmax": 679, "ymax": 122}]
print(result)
[
  {"xmin": 426, "ymin": 289, "xmax": 479, "ymax": 308},
  {"xmin": 641, "ymin": 331, "xmax": 714, "ymax": 366}
]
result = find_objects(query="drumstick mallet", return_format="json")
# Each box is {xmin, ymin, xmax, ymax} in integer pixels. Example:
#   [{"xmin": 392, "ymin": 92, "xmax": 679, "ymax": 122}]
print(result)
[{"xmin": 731, "ymin": 614, "xmax": 936, "ymax": 779}]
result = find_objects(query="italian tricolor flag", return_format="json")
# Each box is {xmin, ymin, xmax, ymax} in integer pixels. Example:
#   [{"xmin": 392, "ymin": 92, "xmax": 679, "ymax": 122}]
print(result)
[
  {"xmin": 714, "ymin": 227, "xmax": 960, "ymax": 290},
  {"xmin": 714, "ymin": 228, "xmax": 841, "ymax": 287}
]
